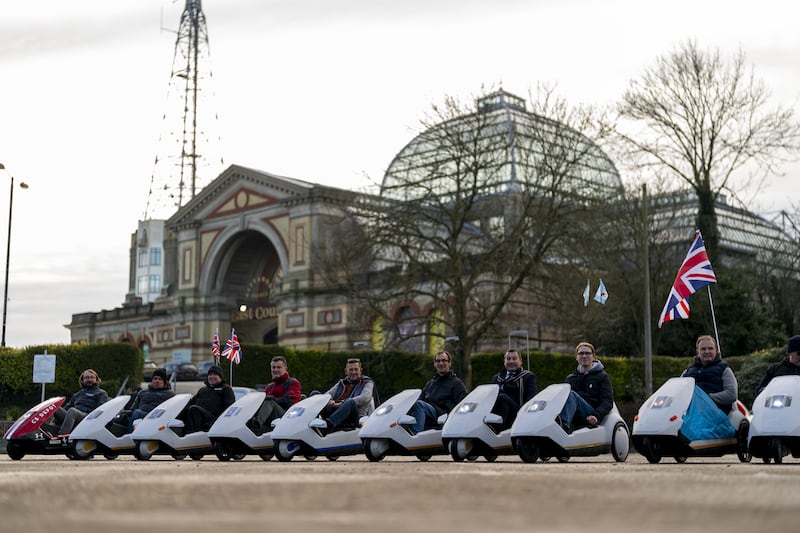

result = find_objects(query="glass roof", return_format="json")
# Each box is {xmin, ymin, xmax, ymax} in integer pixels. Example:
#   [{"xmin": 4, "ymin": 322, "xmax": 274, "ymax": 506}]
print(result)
[
  {"xmin": 381, "ymin": 90, "xmax": 623, "ymax": 203},
  {"xmin": 649, "ymin": 191, "xmax": 797, "ymax": 266}
]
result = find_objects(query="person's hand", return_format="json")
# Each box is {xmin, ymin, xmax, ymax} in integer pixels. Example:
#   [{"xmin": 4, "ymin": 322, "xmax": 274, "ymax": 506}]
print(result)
[{"xmin": 586, "ymin": 415, "xmax": 598, "ymax": 426}]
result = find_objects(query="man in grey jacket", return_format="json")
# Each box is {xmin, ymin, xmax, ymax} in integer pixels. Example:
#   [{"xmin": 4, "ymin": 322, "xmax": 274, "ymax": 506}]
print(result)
[{"xmin": 323, "ymin": 358, "xmax": 376, "ymax": 431}]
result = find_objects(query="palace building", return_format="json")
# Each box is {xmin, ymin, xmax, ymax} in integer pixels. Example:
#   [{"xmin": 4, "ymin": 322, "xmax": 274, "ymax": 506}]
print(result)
[{"xmin": 66, "ymin": 89, "xmax": 797, "ymax": 364}]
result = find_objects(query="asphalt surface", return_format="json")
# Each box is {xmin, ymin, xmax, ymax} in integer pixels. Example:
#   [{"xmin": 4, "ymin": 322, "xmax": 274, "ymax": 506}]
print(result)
[{"xmin": 0, "ymin": 452, "xmax": 796, "ymax": 533}]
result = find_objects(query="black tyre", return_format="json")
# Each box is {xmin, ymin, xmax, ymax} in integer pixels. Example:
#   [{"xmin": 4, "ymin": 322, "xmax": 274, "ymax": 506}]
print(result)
[
  {"xmin": 448, "ymin": 440, "xmax": 465, "ymax": 462},
  {"xmin": 364, "ymin": 439, "xmax": 387, "ymax": 462},
  {"xmin": 769, "ymin": 437, "xmax": 784, "ymax": 464},
  {"xmin": 610, "ymin": 422, "xmax": 630, "ymax": 462},
  {"xmin": 275, "ymin": 440, "xmax": 296, "ymax": 462},
  {"xmin": 6, "ymin": 441, "xmax": 25, "ymax": 461},
  {"xmin": 515, "ymin": 438, "xmax": 540, "ymax": 464},
  {"xmin": 641, "ymin": 437, "xmax": 662, "ymax": 464},
  {"xmin": 70, "ymin": 440, "xmax": 94, "ymax": 460},
  {"xmin": 214, "ymin": 442, "xmax": 233, "ymax": 462},
  {"xmin": 736, "ymin": 420, "xmax": 752, "ymax": 463}
]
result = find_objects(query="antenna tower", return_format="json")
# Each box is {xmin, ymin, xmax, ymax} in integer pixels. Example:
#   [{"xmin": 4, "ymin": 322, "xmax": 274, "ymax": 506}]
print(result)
[{"xmin": 144, "ymin": 0, "xmax": 223, "ymax": 220}]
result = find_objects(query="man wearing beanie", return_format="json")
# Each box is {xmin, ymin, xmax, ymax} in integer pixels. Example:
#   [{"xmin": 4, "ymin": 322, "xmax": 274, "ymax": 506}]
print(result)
[
  {"xmin": 183, "ymin": 365, "xmax": 235, "ymax": 433},
  {"xmin": 757, "ymin": 335, "xmax": 800, "ymax": 393},
  {"xmin": 125, "ymin": 368, "xmax": 175, "ymax": 432}
]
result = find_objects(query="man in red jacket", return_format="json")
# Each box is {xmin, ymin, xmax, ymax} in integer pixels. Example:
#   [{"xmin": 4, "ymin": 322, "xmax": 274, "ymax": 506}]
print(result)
[{"xmin": 249, "ymin": 356, "xmax": 302, "ymax": 435}]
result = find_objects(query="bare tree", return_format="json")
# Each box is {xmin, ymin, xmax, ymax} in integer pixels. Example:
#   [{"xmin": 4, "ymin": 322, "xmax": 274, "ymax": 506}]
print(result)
[
  {"xmin": 616, "ymin": 39, "xmax": 800, "ymax": 258},
  {"xmin": 315, "ymin": 86, "xmax": 619, "ymax": 385}
]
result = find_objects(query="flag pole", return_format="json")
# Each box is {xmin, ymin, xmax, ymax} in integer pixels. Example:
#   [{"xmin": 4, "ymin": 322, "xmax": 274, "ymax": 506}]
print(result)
[
  {"xmin": 583, "ymin": 279, "xmax": 590, "ymax": 339},
  {"xmin": 707, "ymin": 285, "xmax": 721, "ymax": 354},
  {"xmin": 642, "ymin": 183, "xmax": 653, "ymax": 396},
  {"xmin": 229, "ymin": 357, "xmax": 234, "ymax": 387}
]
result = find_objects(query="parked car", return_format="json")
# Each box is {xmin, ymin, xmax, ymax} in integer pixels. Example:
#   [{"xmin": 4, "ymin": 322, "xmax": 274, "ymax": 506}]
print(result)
[
  {"xmin": 196, "ymin": 360, "xmax": 216, "ymax": 378},
  {"xmin": 143, "ymin": 361, "xmax": 158, "ymax": 381},
  {"xmin": 163, "ymin": 363, "xmax": 200, "ymax": 381}
]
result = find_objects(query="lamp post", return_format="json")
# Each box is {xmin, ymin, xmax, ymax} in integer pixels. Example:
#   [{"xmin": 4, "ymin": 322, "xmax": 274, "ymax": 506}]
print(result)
[{"xmin": 0, "ymin": 163, "xmax": 29, "ymax": 347}]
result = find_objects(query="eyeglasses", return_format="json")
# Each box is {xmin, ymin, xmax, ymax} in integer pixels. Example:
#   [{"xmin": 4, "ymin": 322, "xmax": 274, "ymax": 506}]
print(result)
[
  {"xmin": 577, "ymin": 351, "xmax": 593, "ymax": 356},
  {"xmin": 434, "ymin": 359, "xmax": 450, "ymax": 363}
]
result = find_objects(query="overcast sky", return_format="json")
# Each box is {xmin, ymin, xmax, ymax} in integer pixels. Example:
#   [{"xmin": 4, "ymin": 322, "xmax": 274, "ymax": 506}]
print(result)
[{"xmin": 1, "ymin": 0, "xmax": 798, "ymax": 348}]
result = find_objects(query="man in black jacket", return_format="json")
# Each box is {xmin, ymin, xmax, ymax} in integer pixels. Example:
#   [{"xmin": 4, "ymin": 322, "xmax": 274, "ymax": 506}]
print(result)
[
  {"xmin": 490, "ymin": 349, "xmax": 537, "ymax": 430},
  {"xmin": 558, "ymin": 342, "xmax": 614, "ymax": 433},
  {"xmin": 126, "ymin": 368, "xmax": 175, "ymax": 432},
  {"xmin": 54, "ymin": 369, "xmax": 110, "ymax": 435},
  {"xmin": 409, "ymin": 350, "xmax": 468, "ymax": 433},
  {"xmin": 183, "ymin": 365, "xmax": 235, "ymax": 433},
  {"xmin": 681, "ymin": 335, "xmax": 737, "ymax": 413},
  {"xmin": 757, "ymin": 334, "xmax": 800, "ymax": 393}
]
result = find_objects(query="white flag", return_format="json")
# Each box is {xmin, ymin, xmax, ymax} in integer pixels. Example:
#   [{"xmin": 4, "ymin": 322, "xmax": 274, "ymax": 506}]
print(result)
[
  {"xmin": 583, "ymin": 280, "xmax": 590, "ymax": 307},
  {"xmin": 594, "ymin": 278, "xmax": 608, "ymax": 305}
]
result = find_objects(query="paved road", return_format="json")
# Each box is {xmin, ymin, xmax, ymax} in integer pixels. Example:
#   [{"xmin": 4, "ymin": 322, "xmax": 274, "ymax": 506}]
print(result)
[{"xmin": 0, "ymin": 453, "xmax": 796, "ymax": 533}]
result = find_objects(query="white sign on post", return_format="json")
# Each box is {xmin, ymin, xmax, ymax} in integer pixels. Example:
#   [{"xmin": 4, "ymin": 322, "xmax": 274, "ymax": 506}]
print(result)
[
  {"xmin": 33, "ymin": 353, "xmax": 56, "ymax": 383},
  {"xmin": 172, "ymin": 349, "xmax": 192, "ymax": 364},
  {"xmin": 33, "ymin": 351, "xmax": 57, "ymax": 402}
]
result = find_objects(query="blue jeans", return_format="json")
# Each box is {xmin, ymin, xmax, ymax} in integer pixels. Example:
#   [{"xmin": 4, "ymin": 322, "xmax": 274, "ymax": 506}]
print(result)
[
  {"xmin": 128, "ymin": 408, "xmax": 149, "ymax": 433},
  {"xmin": 326, "ymin": 398, "xmax": 360, "ymax": 430},
  {"xmin": 559, "ymin": 391, "xmax": 595, "ymax": 430},
  {"xmin": 410, "ymin": 400, "xmax": 438, "ymax": 434}
]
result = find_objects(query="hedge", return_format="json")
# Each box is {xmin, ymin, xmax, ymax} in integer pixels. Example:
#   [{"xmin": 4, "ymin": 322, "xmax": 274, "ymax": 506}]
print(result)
[{"xmin": 0, "ymin": 342, "xmax": 788, "ymax": 420}]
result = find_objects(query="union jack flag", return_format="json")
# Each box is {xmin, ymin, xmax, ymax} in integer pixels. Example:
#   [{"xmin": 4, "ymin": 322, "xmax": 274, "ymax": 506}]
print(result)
[
  {"xmin": 211, "ymin": 329, "xmax": 221, "ymax": 366},
  {"xmin": 658, "ymin": 230, "xmax": 717, "ymax": 328},
  {"xmin": 222, "ymin": 328, "xmax": 242, "ymax": 364}
]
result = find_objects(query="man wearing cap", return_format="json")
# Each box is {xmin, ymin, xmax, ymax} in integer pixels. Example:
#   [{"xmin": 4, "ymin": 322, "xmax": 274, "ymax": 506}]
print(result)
[
  {"xmin": 183, "ymin": 365, "xmax": 235, "ymax": 433},
  {"xmin": 757, "ymin": 335, "xmax": 800, "ymax": 393},
  {"xmin": 126, "ymin": 368, "xmax": 175, "ymax": 432}
]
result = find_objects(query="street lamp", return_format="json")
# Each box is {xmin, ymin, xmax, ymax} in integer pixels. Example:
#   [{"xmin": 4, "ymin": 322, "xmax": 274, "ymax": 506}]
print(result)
[{"xmin": 0, "ymin": 163, "xmax": 29, "ymax": 347}]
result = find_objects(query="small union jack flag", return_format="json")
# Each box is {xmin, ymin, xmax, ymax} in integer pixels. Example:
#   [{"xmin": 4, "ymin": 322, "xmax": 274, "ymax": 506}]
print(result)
[
  {"xmin": 658, "ymin": 230, "xmax": 717, "ymax": 328},
  {"xmin": 211, "ymin": 329, "xmax": 221, "ymax": 366},
  {"xmin": 222, "ymin": 328, "xmax": 242, "ymax": 364}
]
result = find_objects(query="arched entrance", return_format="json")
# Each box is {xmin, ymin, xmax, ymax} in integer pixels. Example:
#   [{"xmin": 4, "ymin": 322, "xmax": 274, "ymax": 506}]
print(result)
[{"xmin": 214, "ymin": 230, "xmax": 283, "ymax": 345}]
